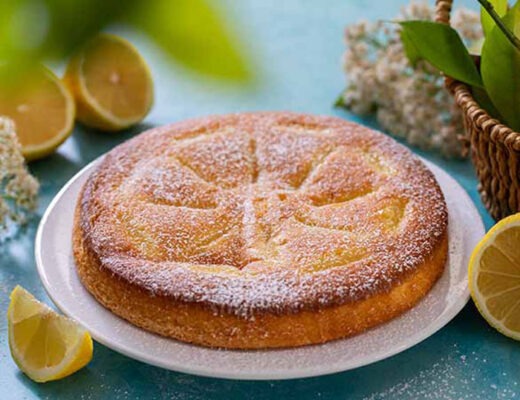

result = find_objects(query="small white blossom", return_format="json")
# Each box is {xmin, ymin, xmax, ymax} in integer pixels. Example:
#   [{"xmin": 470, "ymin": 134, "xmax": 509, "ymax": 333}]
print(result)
[
  {"xmin": 340, "ymin": 1, "xmax": 483, "ymax": 158},
  {"xmin": 0, "ymin": 117, "xmax": 39, "ymax": 234}
]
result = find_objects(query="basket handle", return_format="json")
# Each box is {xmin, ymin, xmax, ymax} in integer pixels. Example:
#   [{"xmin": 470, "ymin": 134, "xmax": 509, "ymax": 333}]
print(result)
[{"xmin": 435, "ymin": 0, "xmax": 453, "ymax": 24}]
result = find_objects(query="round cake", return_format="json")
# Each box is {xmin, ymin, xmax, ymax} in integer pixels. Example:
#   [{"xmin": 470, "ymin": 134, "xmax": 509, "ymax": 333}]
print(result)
[{"xmin": 73, "ymin": 112, "xmax": 448, "ymax": 349}]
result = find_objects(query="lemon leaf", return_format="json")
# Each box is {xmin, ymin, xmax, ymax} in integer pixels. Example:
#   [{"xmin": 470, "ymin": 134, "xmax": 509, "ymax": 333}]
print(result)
[
  {"xmin": 481, "ymin": 2, "xmax": 520, "ymax": 130},
  {"xmin": 400, "ymin": 28, "xmax": 421, "ymax": 67},
  {"xmin": 398, "ymin": 21, "xmax": 483, "ymax": 88},
  {"xmin": 481, "ymin": 0, "xmax": 508, "ymax": 37},
  {"xmin": 0, "ymin": 0, "xmax": 251, "ymax": 82},
  {"xmin": 471, "ymin": 85, "xmax": 503, "ymax": 120},
  {"xmin": 126, "ymin": 0, "xmax": 251, "ymax": 81}
]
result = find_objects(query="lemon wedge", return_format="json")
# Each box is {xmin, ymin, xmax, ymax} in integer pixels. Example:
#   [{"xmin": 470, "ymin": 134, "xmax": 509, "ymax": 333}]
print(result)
[
  {"xmin": 64, "ymin": 33, "xmax": 154, "ymax": 131},
  {"xmin": 7, "ymin": 286, "xmax": 93, "ymax": 382},
  {"xmin": 469, "ymin": 213, "xmax": 520, "ymax": 340},
  {"xmin": 0, "ymin": 65, "xmax": 75, "ymax": 161}
]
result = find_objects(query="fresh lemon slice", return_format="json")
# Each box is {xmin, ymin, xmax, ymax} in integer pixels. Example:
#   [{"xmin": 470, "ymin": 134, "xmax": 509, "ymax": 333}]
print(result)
[
  {"xmin": 64, "ymin": 33, "xmax": 154, "ymax": 131},
  {"xmin": 7, "ymin": 286, "xmax": 93, "ymax": 382},
  {"xmin": 469, "ymin": 213, "xmax": 520, "ymax": 340},
  {"xmin": 0, "ymin": 65, "xmax": 75, "ymax": 161}
]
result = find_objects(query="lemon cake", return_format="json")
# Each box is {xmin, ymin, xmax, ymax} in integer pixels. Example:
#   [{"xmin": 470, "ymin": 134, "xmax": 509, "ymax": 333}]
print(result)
[{"xmin": 73, "ymin": 112, "xmax": 448, "ymax": 349}]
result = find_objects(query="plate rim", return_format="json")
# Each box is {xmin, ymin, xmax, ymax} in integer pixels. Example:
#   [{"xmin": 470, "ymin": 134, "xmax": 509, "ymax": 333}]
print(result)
[{"xmin": 35, "ymin": 156, "xmax": 483, "ymax": 380}]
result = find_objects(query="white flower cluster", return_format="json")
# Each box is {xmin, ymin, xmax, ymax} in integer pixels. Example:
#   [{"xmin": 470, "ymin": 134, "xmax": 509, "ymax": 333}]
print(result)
[
  {"xmin": 340, "ymin": 1, "xmax": 482, "ymax": 158},
  {"xmin": 0, "ymin": 117, "xmax": 39, "ymax": 233}
]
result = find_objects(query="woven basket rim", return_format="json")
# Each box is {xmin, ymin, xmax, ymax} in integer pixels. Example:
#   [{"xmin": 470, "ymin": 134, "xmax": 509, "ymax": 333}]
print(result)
[{"xmin": 435, "ymin": 0, "xmax": 520, "ymax": 152}]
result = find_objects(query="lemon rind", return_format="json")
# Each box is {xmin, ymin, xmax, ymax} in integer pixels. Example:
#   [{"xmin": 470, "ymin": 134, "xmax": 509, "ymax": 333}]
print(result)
[
  {"xmin": 20, "ymin": 68, "xmax": 76, "ymax": 161},
  {"xmin": 75, "ymin": 34, "xmax": 154, "ymax": 131},
  {"xmin": 7, "ymin": 286, "xmax": 93, "ymax": 383},
  {"xmin": 469, "ymin": 215, "xmax": 520, "ymax": 341}
]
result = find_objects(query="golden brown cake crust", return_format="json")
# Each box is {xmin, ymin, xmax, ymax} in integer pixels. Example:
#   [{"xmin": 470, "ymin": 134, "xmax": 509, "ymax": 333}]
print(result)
[{"xmin": 73, "ymin": 112, "xmax": 448, "ymax": 349}]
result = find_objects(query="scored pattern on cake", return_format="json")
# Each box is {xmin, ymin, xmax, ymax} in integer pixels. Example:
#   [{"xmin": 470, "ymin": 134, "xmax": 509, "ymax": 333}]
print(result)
[
  {"xmin": 115, "ymin": 123, "xmax": 401, "ymax": 271},
  {"xmin": 78, "ymin": 113, "xmax": 447, "ymax": 315}
]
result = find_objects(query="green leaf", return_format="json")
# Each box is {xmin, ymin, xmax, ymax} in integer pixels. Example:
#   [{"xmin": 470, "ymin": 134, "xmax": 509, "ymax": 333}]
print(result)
[
  {"xmin": 399, "ymin": 21, "xmax": 483, "ymax": 88},
  {"xmin": 0, "ymin": 0, "xmax": 251, "ymax": 82},
  {"xmin": 126, "ymin": 0, "xmax": 251, "ymax": 81},
  {"xmin": 481, "ymin": 2, "xmax": 520, "ymax": 130},
  {"xmin": 400, "ymin": 29, "xmax": 421, "ymax": 67},
  {"xmin": 0, "ymin": 0, "xmax": 140, "ymax": 61},
  {"xmin": 333, "ymin": 92, "xmax": 346, "ymax": 108},
  {"xmin": 481, "ymin": 0, "xmax": 508, "ymax": 37},
  {"xmin": 471, "ymin": 86, "xmax": 503, "ymax": 120}
]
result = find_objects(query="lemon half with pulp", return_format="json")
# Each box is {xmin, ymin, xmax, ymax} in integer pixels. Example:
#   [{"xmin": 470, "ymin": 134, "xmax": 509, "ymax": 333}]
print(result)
[{"xmin": 469, "ymin": 213, "xmax": 520, "ymax": 340}]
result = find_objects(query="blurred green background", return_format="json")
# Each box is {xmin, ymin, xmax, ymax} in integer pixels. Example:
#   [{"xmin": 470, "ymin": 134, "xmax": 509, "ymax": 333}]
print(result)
[{"xmin": 0, "ymin": 0, "xmax": 250, "ymax": 81}]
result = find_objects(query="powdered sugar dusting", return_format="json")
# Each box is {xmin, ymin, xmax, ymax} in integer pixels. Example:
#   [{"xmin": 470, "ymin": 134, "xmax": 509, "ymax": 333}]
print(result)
[
  {"xmin": 363, "ymin": 345, "xmax": 518, "ymax": 400},
  {"xmin": 78, "ymin": 112, "xmax": 448, "ymax": 317}
]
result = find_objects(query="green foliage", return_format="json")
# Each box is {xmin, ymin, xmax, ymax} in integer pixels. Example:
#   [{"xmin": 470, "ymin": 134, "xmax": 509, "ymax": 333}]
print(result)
[
  {"xmin": 126, "ymin": 0, "xmax": 249, "ymax": 81},
  {"xmin": 399, "ymin": 29, "xmax": 421, "ymax": 67},
  {"xmin": 398, "ymin": 5, "xmax": 520, "ymax": 129},
  {"xmin": 0, "ymin": 0, "xmax": 250, "ymax": 81},
  {"xmin": 471, "ymin": 86, "xmax": 503, "ymax": 120},
  {"xmin": 481, "ymin": 2, "xmax": 520, "ymax": 130},
  {"xmin": 481, "ymin": 0, "xmax": 508, "ymax": 36},
  {"xmin": 398, "ymin": 21, "xmax": 483, "ymax": 88}
]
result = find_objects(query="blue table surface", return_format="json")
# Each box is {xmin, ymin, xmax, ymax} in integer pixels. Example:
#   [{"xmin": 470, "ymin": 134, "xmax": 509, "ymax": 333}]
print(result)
[{"xmin": 1, "ymin": 0, "xmax": 519, "ymax": 398}]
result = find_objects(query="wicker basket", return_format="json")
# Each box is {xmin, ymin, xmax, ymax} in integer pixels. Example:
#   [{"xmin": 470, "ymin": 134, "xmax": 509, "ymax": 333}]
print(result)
[{"xmin": 435, "ymin": 0, "xmax": 520, "ymax": 221}]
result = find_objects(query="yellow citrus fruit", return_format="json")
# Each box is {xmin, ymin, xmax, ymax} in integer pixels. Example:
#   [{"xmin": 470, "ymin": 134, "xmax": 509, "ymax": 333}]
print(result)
[
  {"xmin": 64, "ymin": 34, "xmax": 154, "ymax": 131},
  {"xmin": 0, "ymin": 65, "xmax": 75, "ymax": 161},
  {"xmin": 7, "ymin": 286, "xmax": 93, "ymax": 383},
  {"xmin": 469, "ymin": 213, "xmax": 520, "ymax": 340}
]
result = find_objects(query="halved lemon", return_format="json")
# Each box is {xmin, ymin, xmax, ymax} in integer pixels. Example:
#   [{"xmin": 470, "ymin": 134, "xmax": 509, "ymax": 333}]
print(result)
[
  {"xmin": 0, "ymin": 65, "xmax": 75, "ymax": 161},
  {"xmin": 64, "ymin": 33, "xmax": 154, "ymax": 131},
  {"xmin": 7, "ymin": 286, "xmax": 93, "ymax": 383},
  {"xmin": 469, "ymin": 213, "xmax": 520, "ymax": 340}
]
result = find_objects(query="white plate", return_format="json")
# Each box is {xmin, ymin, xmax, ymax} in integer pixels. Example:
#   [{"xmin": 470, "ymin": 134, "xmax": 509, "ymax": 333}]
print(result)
[{"xmin": 35, "ymin": 157, "xmax": 484, "ymax": 380}]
